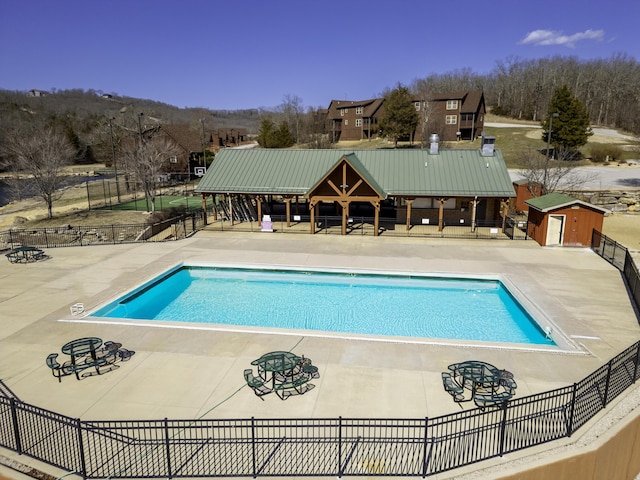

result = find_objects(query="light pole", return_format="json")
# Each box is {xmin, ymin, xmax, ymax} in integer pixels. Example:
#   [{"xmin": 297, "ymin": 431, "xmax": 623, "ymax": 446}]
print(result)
[
  {"xmin": 137, "ymin": 112, "xmax": 144, "ymax": 145},
  {"xmin": 543, "ymin": 112, "xmax": 559, "ymax": 194},
  {"xmin": 546, "ymin": 112, "xmax": 559, "ymax": 161},
  {"xmin": 199, "ymin": 118, "xmax": 206, "ymax": 168},
  {"xmin": 107, "ymin": 117, "xmax": 121, "ymax": 202}
]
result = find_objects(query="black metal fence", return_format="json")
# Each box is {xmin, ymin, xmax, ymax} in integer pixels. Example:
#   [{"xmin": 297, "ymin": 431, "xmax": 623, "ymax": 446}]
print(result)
[
  {"xmin": 207, "ymin": 215, "xmax": 529, "ymax": 240},
  {"xmin": 591, "ymin": 230, "xmax": 640, "ymax": 315},
  {"xmin": 85, "ymin": 177, "xmax": 198, "ymax": 212},
  {"xmin": 1, "ymin": 339, "xmax": 639, "ymax": 478},
  {"xmin": 0, "ymin": 211, "xmax": 206, "ymax": 250}
]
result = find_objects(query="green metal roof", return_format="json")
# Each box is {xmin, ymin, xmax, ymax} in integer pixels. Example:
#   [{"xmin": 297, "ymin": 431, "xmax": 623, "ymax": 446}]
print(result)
[
  {"xmin": 525, "ymin": 192, "xmax": 609, "ymax": 213},
  {"xmin": 195, "ymin": 148, "xmax": 515, "ymax": 198}
]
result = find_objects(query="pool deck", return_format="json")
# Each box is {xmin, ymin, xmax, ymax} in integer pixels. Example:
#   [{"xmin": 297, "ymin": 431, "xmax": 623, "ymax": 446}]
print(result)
[{"xmin": 1, "ymin": 231, "xmax": 640, "ymax": 478}]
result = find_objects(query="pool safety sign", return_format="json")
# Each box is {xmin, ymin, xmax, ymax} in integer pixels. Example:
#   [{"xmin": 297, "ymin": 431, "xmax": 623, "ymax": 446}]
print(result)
[{"xmin": 194, "ymin": 166, "xmax": 207, "ymax": 177}]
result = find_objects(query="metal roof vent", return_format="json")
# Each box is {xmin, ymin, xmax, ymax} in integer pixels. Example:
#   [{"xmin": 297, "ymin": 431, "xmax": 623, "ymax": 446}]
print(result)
[
  {"xmin": 481, "ymin": 133, "xmax": 496, "ymax": 157},
  {"xmin": 429, "ymin": 134, "xmax": 440, "ymax": 155}
]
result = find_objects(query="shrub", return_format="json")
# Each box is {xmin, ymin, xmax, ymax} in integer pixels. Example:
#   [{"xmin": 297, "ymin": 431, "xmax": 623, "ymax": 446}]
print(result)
[{"xmin": 590, "ymin": 144, "xmax": 623, "ymax": 163}]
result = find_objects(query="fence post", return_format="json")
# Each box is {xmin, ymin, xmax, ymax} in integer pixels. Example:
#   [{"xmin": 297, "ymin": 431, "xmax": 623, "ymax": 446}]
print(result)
[
  {"xmin": 76, "ymin": 418, "xmax": 87, "ymax": 480},
  {"xmin": 337, "ymin": 416, "xmax": 343, "ymax": 478},
  {"xmin": 567, "ymin": 383, "xmax": 577, "ymax": 437},
  {"xmin": 251, "ymin": 417, "xmax": 257, "ymax": 479},
  {"xmin": 633, "ymin": 342, "xmax": 640, "ymax": 383},
  {"xmin": 604, "ymin": 361, "xmax": 613, "ymax": 407},
  {"xmin": 421, "ymin": 417, "xmax": 429, "ymax": 478},
  {"xmin": 499, "ymin": 401, "xmax": 508, "ymax": 456},
  {"xmin": 9, "ymin": 398, "xmax": 22, "ymax": 454},
  {"xmin": 164, "ymin": 418, "xmax": 172, "ymax": 479}
]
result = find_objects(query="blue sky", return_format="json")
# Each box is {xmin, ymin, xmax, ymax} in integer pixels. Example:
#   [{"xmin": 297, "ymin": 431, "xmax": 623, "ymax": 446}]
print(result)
[{"xmin": 1, "ymin": 0, "xmax": 638, "ymax": 110}]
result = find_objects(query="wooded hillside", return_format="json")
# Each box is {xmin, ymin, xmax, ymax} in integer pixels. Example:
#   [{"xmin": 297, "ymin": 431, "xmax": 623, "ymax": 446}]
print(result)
[{"xmin": 1, "ymin": 53, "xmax": 638, "ymax": 168}]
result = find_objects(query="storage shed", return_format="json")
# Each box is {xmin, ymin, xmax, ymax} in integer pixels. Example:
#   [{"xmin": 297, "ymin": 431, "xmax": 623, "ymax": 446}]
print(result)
[
  {"xmin": 525, "ymin": 193, "xmax": 608, "ymax": 247},
  {"xmin": 512, "ymin": 179, "xmax": 542, "ymax": 213}
]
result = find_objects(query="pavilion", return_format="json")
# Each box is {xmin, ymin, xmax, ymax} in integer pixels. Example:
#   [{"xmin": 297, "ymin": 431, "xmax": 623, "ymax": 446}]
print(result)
[{"xmin": 194, "ymin": 142, "xmax": 515, "ymax": 236}]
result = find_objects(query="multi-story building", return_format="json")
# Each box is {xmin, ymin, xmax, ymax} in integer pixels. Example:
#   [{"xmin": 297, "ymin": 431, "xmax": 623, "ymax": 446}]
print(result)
[{"xmin": 327, "ymin": 90, "xmax": 485, "ymax": 143}]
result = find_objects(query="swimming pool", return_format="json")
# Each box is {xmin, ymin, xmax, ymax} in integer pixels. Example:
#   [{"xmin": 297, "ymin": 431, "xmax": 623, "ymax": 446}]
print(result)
[{"xmin": 90, "ymin": 265, "xmax": 557, "ymax": 346}]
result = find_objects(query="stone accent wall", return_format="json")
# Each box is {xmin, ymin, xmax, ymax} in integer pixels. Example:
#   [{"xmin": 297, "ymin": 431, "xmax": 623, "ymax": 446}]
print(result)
[{"xmin": 568, "ymin": 189, "xmax": 640, "ymax": 213}]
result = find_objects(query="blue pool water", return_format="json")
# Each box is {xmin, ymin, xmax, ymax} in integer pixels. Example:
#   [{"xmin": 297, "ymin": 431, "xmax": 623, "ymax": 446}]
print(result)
[{"xmin": 91, "ymin": 267, "xmax": 555, "ymax": 345}]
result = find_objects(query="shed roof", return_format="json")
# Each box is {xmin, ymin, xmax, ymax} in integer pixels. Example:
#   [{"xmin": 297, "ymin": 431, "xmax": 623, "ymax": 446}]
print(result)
[
  {"xmin": 195, "ymin": 149, "xmax": 515, "ymax": 199},
  {"xmin": 525, "ymin": 192, "xmax": 609, "ymax": 213}
]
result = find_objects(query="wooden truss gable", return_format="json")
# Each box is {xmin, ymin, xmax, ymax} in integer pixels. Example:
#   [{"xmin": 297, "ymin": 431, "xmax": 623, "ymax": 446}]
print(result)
[
  {"xmin": 306, "ymin": 154, "xmax": 386, "ymax": 235},
  {"xmin": 306, "ymin": 154, "xmax": 385, "ymax": 206}
]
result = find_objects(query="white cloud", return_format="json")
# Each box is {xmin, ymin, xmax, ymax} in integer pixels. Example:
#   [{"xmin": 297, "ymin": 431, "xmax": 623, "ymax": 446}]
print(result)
[{"xmin": 519, "ymin": 29, "xmax": 604, "ymax": 48}]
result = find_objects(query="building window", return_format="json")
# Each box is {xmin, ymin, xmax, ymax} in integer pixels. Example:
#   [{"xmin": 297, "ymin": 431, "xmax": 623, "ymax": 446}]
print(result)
[
  {"xmin": 340, "ymin": 109, "xmax": 345, "ymax": 117},
  {"xmin": 355, "ymin": 119, "xmax": 362, "ymax": 127},
  {"xmin": 355, "ymin": 106, "xmax": 363, "ymax": 115},
  {"xmin": 445, "ymin": 115, "xmax": 457, "ymax": 125},
  {"xmin": 446, "ymin": 100, "xmax": 458, "ymax": 110},
  {"xmin": 345, "ymin": 119, "xmax": 349, "ymax": 126},
  {"xmin": 415, "ymin": 101, "xmax": 420, "ymax": 111}
]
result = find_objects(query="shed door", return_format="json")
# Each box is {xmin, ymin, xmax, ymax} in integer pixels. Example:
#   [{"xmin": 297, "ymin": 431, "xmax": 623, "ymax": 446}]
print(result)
[{"xmin": 546, "ymin": 215, "xmax": 565, "ymax": 246}]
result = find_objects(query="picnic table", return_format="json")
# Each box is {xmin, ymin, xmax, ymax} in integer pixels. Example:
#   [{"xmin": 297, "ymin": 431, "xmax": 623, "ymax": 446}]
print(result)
[
  {"xmin": 443, "ymin": 360, "xmax": 516, "ymax": 408},
  {"xmin": 5, "ymin": 246, "xmax": 46, "ymax": 263},
  {"xmin": 248, "ymin": 351, "xmax": 317, "ymax": 400},
  {"xmin": 46, "ymin": 338, "xmax": 134, "ymax": 382},
  {"xmin": 61, "ymin": 337, "xmax": 107, "ymax": 379}
]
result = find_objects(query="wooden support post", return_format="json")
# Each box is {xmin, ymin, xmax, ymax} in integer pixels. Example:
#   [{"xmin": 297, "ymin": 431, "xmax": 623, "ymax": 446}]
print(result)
[
  {"xmin": 257, "ymin": 197, "xmax": 262, "ymax": 226},
  {"xmin": 405, "ymin": 198, "xmax": 413, "ymax": 231},
  {"xmin": 471, "ymin": 197, "xmax": 478, "ymax": 232},
  {"xmin": 438, "ymin": 199, "xmax": 445, "ymax": 232},
  {"xmin": 342, "ymin": 202, "xmax": 348, "ymax": 235},
  {"xmin": 285, "ymin": 198, "xmax": 291, "ymax": 227},
  {"xmin": 501, "ymin": 199, "xmax": 508, "ymax": 232},
  {"xmin": 201, "ymin": 194, "xmax": 208, "ymax": 225},
  {"xmin": 310, "ymin": 201, "xmax": 316, "ymax": 234},
  {"xmin": 212, "ymin": 194, "xmax": 218, "ymax": 221},
  {"xmin": 374, "ymin": 203, "xmax": 380, "ymax": 236}
]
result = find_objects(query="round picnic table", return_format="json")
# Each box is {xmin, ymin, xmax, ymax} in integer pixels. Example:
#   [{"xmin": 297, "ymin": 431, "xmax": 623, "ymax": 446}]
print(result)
[
  {"xmin": 251, "ymin": 351, "xmax": 300, "ymax": 374},
  {"xmin": 449, "ymin": 360, "xmax": 502, "ymax": 395},
  {"xmin": 62, "ymin": 337, "xmax": 103, "ymax": 379}
]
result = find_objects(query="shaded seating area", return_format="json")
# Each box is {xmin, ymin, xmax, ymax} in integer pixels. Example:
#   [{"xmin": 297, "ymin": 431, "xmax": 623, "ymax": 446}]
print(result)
[
  {"xmin": 442, "ymin": 360, "xmax": 517, "ymax": 409},
  {"xmin": 244, "ymin": 351, "xmax": 319, "ymax": 400},
  {"xmin": 45, "ymin": 337, "xmax": 136, "ymax": 382}
]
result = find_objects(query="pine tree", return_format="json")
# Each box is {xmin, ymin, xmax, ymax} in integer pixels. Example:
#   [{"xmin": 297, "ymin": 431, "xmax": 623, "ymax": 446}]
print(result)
[
  {"xmin": 378, "ymin": 85, "xmax": 419, "ymax": 147},
  {"xmin": 542, "ymin": 85, "xmax": 592, "ymax": 152}
]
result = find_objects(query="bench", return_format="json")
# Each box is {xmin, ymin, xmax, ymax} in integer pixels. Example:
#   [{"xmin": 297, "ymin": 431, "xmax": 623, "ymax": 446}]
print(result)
[
  {"xmin": 244, "ymin": 369, "xmax": 271, "ymax": 400},
  {"xmin": 274, "ymin": 374, "xmax": 314, "ymax": 400},
  {"xmin": 5, "ymin": 252, "xmax": 21, "ymax": 263},
  {"xmin": 474, "ymin": 390, "xmax": 513, "ymax": 409}
]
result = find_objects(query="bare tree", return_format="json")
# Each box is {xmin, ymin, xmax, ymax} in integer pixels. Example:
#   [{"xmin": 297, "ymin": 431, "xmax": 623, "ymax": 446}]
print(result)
[
  {"xmin": 2, "ymin": 126, "xmax": 76, "ymax": 218},
  {"xmin": 517, "ymin": 147, "xmax": 597, "ymax": 195},
  {"xmin": 121, "ymin": 136, "xmax": 180, "ymax": 212},
  {"xmin": 278, "ymin": 95, "xmax": 305, "ymax": 143}
]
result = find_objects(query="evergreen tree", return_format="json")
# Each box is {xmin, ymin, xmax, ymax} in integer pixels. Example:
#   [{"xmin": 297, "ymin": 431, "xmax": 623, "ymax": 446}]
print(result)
[
  {"xmin": 256, "ymin": 118, "xmax": 294, "ymax": 148},
  {"xmin": 542, "ymin": 85, "xmax": 592, "ymax": 152},
  {"xmin": 257, "ymin": 118, "xmax": 276, "ymax": 147},
  {"xmin": 378, "ymin": 85, "xmax": 419, "ymax": 147},
  {"xmin": 274, "ymin": 121, "xmax": 294, "ymax": 148}
]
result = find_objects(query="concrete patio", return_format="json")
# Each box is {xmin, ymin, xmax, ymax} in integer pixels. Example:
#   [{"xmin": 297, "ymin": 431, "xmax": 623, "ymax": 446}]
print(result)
[{"xmin": 1, "ymin": 231, "xmax": 639, "ymax": 478}]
